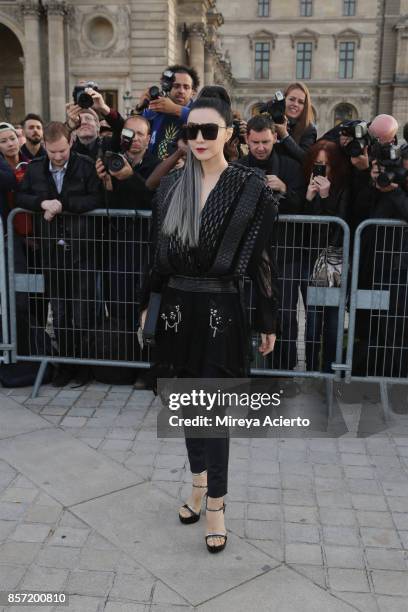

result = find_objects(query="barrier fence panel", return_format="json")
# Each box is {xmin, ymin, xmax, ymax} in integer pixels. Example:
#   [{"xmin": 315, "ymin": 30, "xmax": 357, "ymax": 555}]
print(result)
[
  {"xmin": 250, "ymin": 215, "xmax": 350, "ymax": 382},
  {"xmin": 0, "ymin": 215, "xmax": 11, "ymax": 364},
  {"xmin": 346, "ymin": 219, "xmax": 408, "ymax": 385},
  {"xmin": 7, "ymin": 210, "xmax": 349, "ymax": 395},
  {"xmin": 7, "ymin": 209, "xmax": 153, "ymax": 375}
]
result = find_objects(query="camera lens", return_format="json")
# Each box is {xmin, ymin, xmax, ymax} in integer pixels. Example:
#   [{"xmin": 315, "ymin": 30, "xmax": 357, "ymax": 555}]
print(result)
[
  {"xmin": 377, "ymin": 172, "xmax": 392, "ymax": 188},
  {"xmin": 149, "ymin": 86, "xmax": 161, "ymax": 100},
  {"xmin": 108, "ymin": 155, "xmax": 125, "ymax": 173},
  {"xmin": 77, "ymin": 91, "xmax": 94, "ymax": 109}
]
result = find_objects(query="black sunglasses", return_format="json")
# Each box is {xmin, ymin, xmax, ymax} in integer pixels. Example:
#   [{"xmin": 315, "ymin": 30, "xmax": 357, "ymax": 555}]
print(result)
[{"xmin": 185, "ymin": 123, "xmax": 227, "ymax": 141}]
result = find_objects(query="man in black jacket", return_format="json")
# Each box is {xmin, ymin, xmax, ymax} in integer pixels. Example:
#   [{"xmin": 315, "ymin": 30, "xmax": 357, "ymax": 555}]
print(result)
[
  {"xmin": 17, "ymin": 121, "xmax": 101, "ymax": 386},
  {"xmin": 238, "ymin": 115, "xmax": 306, "ymax": 372}
]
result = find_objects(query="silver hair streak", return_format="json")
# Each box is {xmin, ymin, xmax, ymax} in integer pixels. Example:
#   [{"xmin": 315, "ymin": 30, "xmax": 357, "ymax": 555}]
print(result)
[{"xmin": 162, "ymin": 149, "xmax": 203, "ymax": 247}]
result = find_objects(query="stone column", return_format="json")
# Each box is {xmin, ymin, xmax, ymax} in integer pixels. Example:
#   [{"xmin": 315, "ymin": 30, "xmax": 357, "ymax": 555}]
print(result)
[
  {"xmin": 45, "ymin": 0, "xmax": 67, "ymax": 121},
  {"xmin": 204, "ymin": 44, "xmax": 215, "ymax": 86},
  {"xmin": 395, "ymin": 19, "xmax": 408, "ymax": 78},
  {"xmin": 20, "ymin": 0, "xmax": 43, "ymax": 116},
  {"xmin": 188, "ymin": 23, "xmax": 206, "ymax": 90}
]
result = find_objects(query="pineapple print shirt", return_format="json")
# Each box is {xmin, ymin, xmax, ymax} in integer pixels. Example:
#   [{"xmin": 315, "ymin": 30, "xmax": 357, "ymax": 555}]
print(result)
[{"xmin": 142, "ymin": 103, "xmax": 192, "ymax": 160}]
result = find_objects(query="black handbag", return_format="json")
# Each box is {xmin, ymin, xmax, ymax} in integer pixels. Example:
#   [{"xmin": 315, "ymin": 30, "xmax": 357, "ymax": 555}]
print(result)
[{"xmin": 142, "ymin": 291, "xmax": 162, "ymax": 346}]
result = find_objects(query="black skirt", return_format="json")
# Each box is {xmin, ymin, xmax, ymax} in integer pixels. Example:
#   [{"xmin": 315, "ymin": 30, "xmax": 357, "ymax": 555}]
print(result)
[{"xmin": 152, "ymin": 284, "xmax": 249, "ymax": 379}]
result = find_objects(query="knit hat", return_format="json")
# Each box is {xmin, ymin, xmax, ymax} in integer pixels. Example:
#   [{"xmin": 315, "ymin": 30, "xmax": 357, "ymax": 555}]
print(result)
[{"xmin": 0, "ymin": 122, "xmax": 17, "ymax": 135}]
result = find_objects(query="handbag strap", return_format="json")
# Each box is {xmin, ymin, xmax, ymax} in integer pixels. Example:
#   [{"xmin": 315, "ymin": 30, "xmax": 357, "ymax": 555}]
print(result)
[{"xmin": 209, "ymin": 172, "xmax": 264, "ymax": 275}]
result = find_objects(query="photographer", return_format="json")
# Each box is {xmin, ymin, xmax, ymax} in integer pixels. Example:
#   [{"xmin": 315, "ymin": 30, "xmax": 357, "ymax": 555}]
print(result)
[
  {"xmin": 354, "ymin": 143, "xmax": 408, "ymax": 377},
  {"xmin": 76, "ymin": 68, "xmax": 198, "ymax": 162},
  {"xmin": 137, "ymin": 65, "xmax": 199, "ymax": 159},
  {"xmin": 238, "ymin": 114, "xmax": 305, "ymax": 212},
  {"xmin": 65, "ymin": 104, "xmax": 107, "ymax": 161},
  {"xmin": 272, "ymin": 82, "xmax": 317, "ymax": 163},
  {"xmin": 95, "ymin": 116, "xmax": 160, "ymax": 387},
  {"xmin": 237, "ymin": 115, "xmax": 306, "ymax": 372},
  {"xmin": 95, "ymin": 114, "xmax": 159, "ymax": 208}
]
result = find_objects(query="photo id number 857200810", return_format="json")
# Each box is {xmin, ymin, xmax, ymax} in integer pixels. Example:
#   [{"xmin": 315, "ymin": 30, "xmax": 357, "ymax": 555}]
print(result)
[{"xmin": 0, "ymin": 592, "xmax": 68, "ymax": 606}]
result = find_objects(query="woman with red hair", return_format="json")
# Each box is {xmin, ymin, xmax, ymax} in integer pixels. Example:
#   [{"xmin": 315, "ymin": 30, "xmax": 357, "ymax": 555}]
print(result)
[{"xmin": 302, "ymin": 139, "xmax": 351, "ymax": 372}]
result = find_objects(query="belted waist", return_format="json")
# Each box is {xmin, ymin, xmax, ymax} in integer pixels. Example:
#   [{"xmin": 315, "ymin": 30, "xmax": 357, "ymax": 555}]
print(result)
[{"xmin": 168, "ymin": 275, "xmax": 238, "ymax": 293}]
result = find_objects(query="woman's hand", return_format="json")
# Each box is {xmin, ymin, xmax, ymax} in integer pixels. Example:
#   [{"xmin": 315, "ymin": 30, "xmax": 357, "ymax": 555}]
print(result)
[
  {"xmin": 306, "ymin": 176, "xmax": 319, "ymax": 201},
  {"xmin": 275, "ymin": 117, "xmax": 289, "ymax": 139},
  {"xmin": 259, "ymin": 333, "xmax": 276, "ymax": 356},
  {"xmin": 140, "ymin": 309, "xmax": 147, "ymax": 330},
  {"xmin": 314, "ymin": 175, "xmax": 331, "ymax": 198}
]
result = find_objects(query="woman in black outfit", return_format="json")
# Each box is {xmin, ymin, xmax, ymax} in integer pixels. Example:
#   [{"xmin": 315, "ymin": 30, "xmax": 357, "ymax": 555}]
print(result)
[
  {"xmin": 140, "ymin": 87, "xmax": 279, "ymax": 553},
  {"xmin": 275, "ymin": 82, "xmax": 317, "ymax": 163},
  {"xmin": 303, "ymin": 140, "xmax": 351, "ymax": 372}
]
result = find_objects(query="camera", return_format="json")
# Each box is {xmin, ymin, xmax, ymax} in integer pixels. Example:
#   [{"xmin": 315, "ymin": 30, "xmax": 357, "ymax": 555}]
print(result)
[
  {"xmin": 258, "ymin": 91, "xmax": 287, "ymax": 125},
  {"xmin": 136, "ymin": 70, "xmax": 175, "ymax": 112},
  {"xmin": 100, "ymin": 127, "xmax": 135, "ymax": 174},
  {"xmin": 72, "ymin": 81, "xmax": 99, "ymax": 109},
  {"xmin": 232, "ymin": 120, "xmax": 246, "ymax": 144},
  {"xmin": 341, "ymin": 121, "xmax": 372, "ymax": 157},
  {"xmin": 371, "ymin": 143, "xmax": 408, "ymax": 189}
]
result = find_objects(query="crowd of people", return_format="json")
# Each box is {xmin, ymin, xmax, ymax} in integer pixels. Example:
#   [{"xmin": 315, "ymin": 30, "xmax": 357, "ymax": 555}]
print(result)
[{"xmin": 1, "ymin": 65, "xmax": 408, "ymax": 388}]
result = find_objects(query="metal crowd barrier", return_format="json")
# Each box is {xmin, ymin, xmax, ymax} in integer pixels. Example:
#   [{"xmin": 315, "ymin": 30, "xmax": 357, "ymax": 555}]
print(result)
[
  {"xmin": 7, "ymin": 209, "xmax": 153, "ymax": 395},
  {"xmin": 0, "ymin": 215, "xmax": 11, "ymax": 364},
  {"xmin": 5, "ymin": 210, "xmax": 351, "ymax": 399},
  {"xmin": 345, "ymin": 219, "xmax": 408, "ymax": 419}
]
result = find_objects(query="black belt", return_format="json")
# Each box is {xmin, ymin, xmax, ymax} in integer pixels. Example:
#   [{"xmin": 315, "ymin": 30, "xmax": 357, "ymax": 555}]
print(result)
[{"xmin": 168, "ymin": 275, "xmax": 238, "ymax": 293}]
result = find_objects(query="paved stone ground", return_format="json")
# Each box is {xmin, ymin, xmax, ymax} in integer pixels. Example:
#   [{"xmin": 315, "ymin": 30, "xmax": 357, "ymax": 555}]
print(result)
[{"xmin": 0, "ymin": 379, "xmax": 407, "ymax": 611}]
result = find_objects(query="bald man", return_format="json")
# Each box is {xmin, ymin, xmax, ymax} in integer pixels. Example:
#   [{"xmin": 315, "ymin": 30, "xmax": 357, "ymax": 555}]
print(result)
[{"xmin": 369, "ymin": 114, "xmax": 399, "ymax": 145}]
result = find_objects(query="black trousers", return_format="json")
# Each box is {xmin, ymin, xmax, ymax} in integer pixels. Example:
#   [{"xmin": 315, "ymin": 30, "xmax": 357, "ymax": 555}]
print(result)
[{"xmin": 182, "ymin": 365, "xmax": 230, "ymax": 498}]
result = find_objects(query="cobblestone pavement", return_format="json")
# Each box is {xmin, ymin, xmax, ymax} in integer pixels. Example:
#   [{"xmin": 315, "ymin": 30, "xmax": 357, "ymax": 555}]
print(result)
[{"xmin": 0, "ymin": 380, "xmax": 407, "ymax": 611}]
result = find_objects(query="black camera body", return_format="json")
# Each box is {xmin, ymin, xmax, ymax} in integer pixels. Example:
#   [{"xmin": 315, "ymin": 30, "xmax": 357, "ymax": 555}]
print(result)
[
  {"xmin": 100, "ymin": 128, "xmax": 135, "ymax": 174},
  {"xmin": 72, "ymin": 81, "xmax": 99, "ymax": 109},
  {"xmin": 372, "ymin": 143, "xmax": 408, "ymax": 189},
  {"xmin": 342, "ymin": 121, "xmax": 372, "ymax": 157},
  {"xmin": 259, "ymin": 91, "xmax": 287, "ymax": 125},
  {"xmin": 137, "ymin": 70, "xmax": 175, "ymax": 112},
  {"xmin": 232, "ymin": 120, "xmax": 246, "ymax": 144}
]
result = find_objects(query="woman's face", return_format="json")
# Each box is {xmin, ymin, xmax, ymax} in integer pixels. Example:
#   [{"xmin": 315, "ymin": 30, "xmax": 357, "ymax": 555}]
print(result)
[
  {"xmin": 0, "ymin": 130, "xmax": 19, "ymax": 160},
  {"xmin": 285, "ymin": 88, "xmax": 306, "ymax": 121},
  {"xmin": 315, "ymin": 150, "xmax": 331, "ymax": 176},
  {"xmin": 187, "ymin": 108, "xmax": 232, "ymax": 162}
]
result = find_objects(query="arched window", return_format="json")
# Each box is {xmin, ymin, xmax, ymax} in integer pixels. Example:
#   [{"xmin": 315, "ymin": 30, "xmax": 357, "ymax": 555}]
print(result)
[{"xmin": 333, "ymin": 103, "xmax": 357, "ymax": 126}]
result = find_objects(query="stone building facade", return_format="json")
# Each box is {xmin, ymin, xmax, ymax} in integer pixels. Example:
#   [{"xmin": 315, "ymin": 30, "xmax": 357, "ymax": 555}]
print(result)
[
  {"xmin": 217, "ymin": 0, "xmax": 408, "ymax": 135},
  {"xmin": 0, "ymin": 0, "xmax": 231, "ymax": 122}
]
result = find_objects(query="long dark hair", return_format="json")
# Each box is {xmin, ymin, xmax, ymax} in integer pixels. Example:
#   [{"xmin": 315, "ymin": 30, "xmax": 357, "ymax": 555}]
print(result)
[
  {"xmin": 285, "ymin": 82, "xmax": 314, "ymax": 144},
  {"xmin": 303, "ymin": 140, "xmax": 350, "ymax": 191},
  {"xmin": 162, "ymin": 86, "xmax": 232, "ymax": 247}
]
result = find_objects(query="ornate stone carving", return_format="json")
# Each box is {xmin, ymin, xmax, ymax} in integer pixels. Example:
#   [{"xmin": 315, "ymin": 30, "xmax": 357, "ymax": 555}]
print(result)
[
  {"xmin": 19, "ymin": 0, "xmax": 41, "ymax": 17},
  {"xmin": 44, "ymin": 0, "xmax": 67, "ymax": 17},
  {"xmin": 68, "ymin": 4, "xmax": 130, "ymax": 59},
  {"xmin": 290, "ymin": 28, "xmax": 319, "ymax": 50},
  {"xmin": 248, "ymin": 30, "xmax": 277, "ymax": 50},
  {"xmin": 333, "ymin": 28, "xmax": 362, "ymax": 49},
  {"xmin": 188, "ymin": 22, "xmax": 207, "ymax": 41}
]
